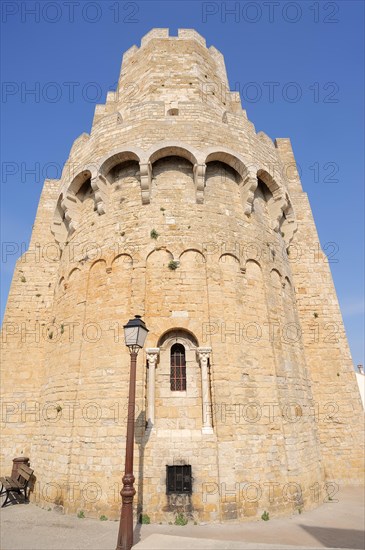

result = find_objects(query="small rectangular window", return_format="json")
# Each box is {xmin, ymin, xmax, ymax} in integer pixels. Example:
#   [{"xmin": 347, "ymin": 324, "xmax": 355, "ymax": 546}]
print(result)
[{"xmin": 166, "ymin": 465, "xmax": 192, "ymax": 494}]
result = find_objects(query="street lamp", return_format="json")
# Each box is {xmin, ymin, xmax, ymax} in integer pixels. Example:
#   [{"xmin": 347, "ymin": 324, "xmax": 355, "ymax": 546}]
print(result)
[{"xmin": 116, "ymin": 315, "xmax": 149, "ymax": 550}]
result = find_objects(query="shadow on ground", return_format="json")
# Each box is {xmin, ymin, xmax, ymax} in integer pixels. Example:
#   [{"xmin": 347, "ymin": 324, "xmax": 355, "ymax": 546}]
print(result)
[
  {"xmin": 1, "ymin": 492, "xmax": 29, "ymax": 508},
  {"xmin": 300, "ymin": 525, "xmax": 365, "ymax": 549}
]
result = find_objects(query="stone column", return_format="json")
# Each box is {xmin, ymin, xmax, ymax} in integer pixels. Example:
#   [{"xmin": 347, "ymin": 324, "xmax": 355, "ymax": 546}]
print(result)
[
  {"xmin": 197, "ymin": 347, "xmax": 213, "ymax": 434},
  {"xmin": 146, "ymin": 348, "xmax": 159, "ymax": 428}
]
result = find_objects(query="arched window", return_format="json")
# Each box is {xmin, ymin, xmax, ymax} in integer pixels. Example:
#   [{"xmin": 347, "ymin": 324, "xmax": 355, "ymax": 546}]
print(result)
[{"xmin": 170, "ymin": 343, "xmax": 186, "ymax": 391}]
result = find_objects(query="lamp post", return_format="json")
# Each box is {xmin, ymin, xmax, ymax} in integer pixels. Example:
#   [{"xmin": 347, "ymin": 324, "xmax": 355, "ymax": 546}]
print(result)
[{"xmin": 116, "ymin": 315, "xmax": 149, "ymax": 550}]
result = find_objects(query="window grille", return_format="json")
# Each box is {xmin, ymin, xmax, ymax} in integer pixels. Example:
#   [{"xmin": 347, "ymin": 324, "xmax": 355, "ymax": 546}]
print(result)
[
  {"xmin": 170, "ymin": 343, "xmax": 186, "ymax": 391},
  {"xmin": 166, "ymin": 465, "xmax": 192, "ymax": 494}
]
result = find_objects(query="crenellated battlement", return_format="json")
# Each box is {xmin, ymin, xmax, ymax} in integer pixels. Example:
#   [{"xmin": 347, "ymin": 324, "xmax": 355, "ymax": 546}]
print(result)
[
  {"xmin": 1, "ymin": 28, "xmax": 363, "ymax": 526},
  {"xmin": 107, "ymin": 29, "xmax": 234, "ymax": 117},
  {"xmin": 124, "ymin": 28, "xmax": 208, "ymax": 58}
]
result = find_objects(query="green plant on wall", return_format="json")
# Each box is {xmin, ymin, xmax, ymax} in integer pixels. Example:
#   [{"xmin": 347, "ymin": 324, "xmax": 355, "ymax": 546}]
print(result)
[
  {"xmin": 174, "ymin": 513, "xmax": 188, "ymax": 526},
  {"xmin": 168, "ymin": 260, "xmax": 179, "ymax": 270},
  {"xmin": 140, "ymin": 514, "xmax": 150, "ymax": 524}
]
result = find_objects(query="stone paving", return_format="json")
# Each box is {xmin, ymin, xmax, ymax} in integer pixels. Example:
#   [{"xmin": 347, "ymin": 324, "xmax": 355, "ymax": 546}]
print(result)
[{"xmin": 1, "ymin": 486, "xmax": 364, "ymax": 550}]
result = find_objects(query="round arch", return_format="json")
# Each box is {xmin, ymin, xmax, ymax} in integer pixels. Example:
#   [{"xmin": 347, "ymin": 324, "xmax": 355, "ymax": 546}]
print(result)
[
  {"xmin": 157, "ymin": 328, "xmax": 199, "ymax": 350},
  {"xmin": 148, "ymin": 145, "xmax": 198, "ymax": 167},
  {"xmin": 205, "ymin": 148, "xmax": 248, "ymax": 182},
  {"xmin": 98, "ymin": 150, "xmax": 141, "ymax": 179},
  {"xmin": 256, "ymin": 169, "xmax": 281, "ymax": 198},
  {"xmin": 67, "ymin": 170, "xmax": 92, "ymax": 196}
]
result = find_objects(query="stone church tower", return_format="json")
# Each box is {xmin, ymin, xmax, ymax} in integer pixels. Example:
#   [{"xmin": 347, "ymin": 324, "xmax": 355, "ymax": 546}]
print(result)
[{"xmin": 1, "ymin": 29, "xmax": 363, "ymax": 522}]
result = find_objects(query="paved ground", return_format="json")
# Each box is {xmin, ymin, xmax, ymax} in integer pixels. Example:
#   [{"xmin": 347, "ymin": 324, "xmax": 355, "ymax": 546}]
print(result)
[{"xmin": 1, "ymin": 486, "xmax": 364, "ymax": 550}]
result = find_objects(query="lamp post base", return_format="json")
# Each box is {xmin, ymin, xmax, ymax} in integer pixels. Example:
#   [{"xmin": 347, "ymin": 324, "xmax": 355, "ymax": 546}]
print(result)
[
  {"xmin": 115, "ymin": 350, "xmax": 138, "ymax": 550},
  {"xmin": 116, "ymin": 473, "xmax": 136, "ymax": 550}
]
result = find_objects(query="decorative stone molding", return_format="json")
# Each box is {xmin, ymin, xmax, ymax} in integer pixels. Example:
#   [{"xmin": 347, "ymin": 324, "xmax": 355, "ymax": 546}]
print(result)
[
  {"xmin": 50, "ymin": 142, "xmax": 298, "ymax": 247},
  {"xmin": 240, "ymin": 174, "xmax": 258, "ymax": 216},
  {"xmin": 197, "ymin": 347, "xmax": 211, "ymax": 362},
  {"xmin": 193, "ymin": 163, "xmax": 206, "ymax": 204},
  {"xmin": 197, "ymin": 347, "xmax": 213, "ymax": 435},
  {"xmin": 139, "ymin": 162, "xmax": 152, "ymax": 205},
  {"xmin": 270, "ymin": 194, "xmax": 287, "ymax": 232},
  {"xmin": 281, "ymin": 217, "xmax": 297, "ymax": 245},
  {"xmin": 61, "ymin": 195, "xmax": 79, "ymax": 235},
  {"xmin": 91, "ymin": 174, "xmax": 108, "ymax": 215},
  {"xmin": 51, "ymin": 195, "xmax": 68, "ymax": 246},
  {"xmin": 280, "ymin": 199, "xmax": 298, "ymax": 246},
  {"xmin": 51, "ymin": 220, "xmax": 67, "ymax": 246},
  {"xmin": 51, "ymin": 167, "xmax": 98, "ymax": 243},
  {"xmin": 146, "ymin": 348, "xmax": 160, "ymax": 364},
  {"xmin": 146, "ymin": 348, "xmax": 160, "ymax": 427},
  {"xmin": 157, "ymin": 328, "xmax": 199, "ymax": 350},
  {"xmin": 240, "ymin": 169, "xmax": 298, "ymax": 243}
]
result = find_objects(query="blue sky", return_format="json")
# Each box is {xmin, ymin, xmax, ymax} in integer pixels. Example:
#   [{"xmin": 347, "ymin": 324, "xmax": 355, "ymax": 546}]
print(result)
[{"xmin": 1, "ymin": 1, "xmax": 364, "ymax": 365}]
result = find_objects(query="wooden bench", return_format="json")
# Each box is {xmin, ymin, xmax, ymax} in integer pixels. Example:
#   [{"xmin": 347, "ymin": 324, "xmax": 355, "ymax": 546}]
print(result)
[{"xmin": 0, "ymin": 464, "xmax": 34, "ymax": 507}]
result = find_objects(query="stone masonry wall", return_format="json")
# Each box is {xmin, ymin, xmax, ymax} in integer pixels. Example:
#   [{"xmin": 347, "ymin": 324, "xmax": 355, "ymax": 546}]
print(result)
[{"xmin": 1, "ymin": 29, "xmax": 363, "ymax": 523}]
